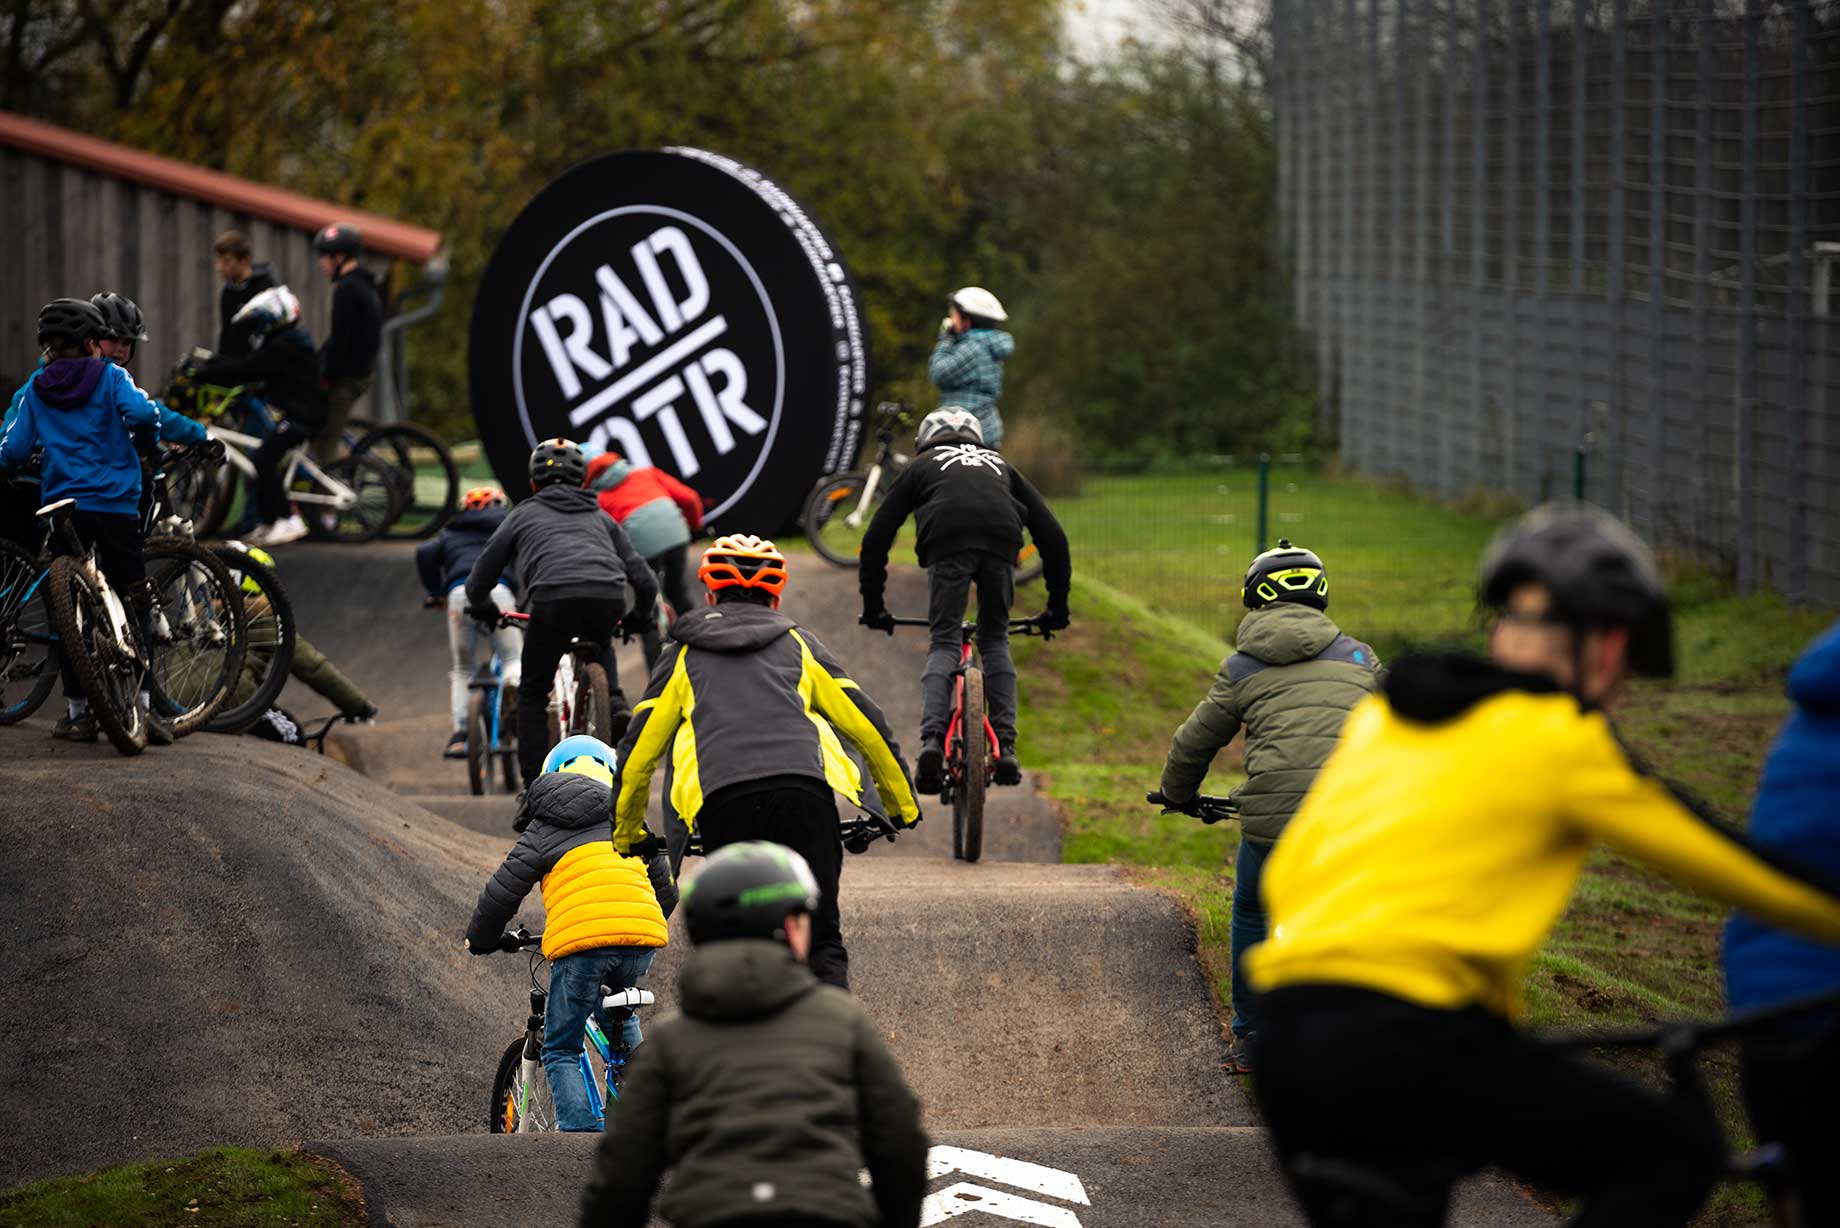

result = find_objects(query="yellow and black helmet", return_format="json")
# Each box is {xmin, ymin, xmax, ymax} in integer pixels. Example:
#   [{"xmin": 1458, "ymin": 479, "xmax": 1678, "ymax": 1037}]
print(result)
[{"xmin": 1242, "ymin": 539, "xmax": 1328, "ymax": 611}]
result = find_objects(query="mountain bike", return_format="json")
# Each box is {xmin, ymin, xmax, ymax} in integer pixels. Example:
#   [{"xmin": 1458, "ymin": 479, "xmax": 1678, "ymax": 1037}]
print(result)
[
  {"xmin": 1147, "ymin": 791, "xmax": 1240, "ymax": 824},
  {"xmin": 427, "ymin": 596, "xmax": 518, "ymax": 794},
  {"xmin": 803, "ymin": 401, "xmax": 1045, "ymax": 583},
  {"xmin": 880, "ymin": 614, "xmax": 1052, "ymax": 863},
  {"xmin": 343, "ymin": 417, "xmax": 461, "ymax": 540},
  {"xmin": 37, "ymin": 499, "xmax": 150, "ymax": 754},
  {"xmin": 0, "ymin": 530, "xmax": 56, "ymax": 724},
  {"xmin": 487, "ymin": 925, "xmax": 655, "ymax": 1133},
  {"xmin": 201, "ymin": 540, "xmax": 298, "ymax": 735},
  {"xmin": 499, "ymin": 611, "xmax": 620, "ymax": 745}
]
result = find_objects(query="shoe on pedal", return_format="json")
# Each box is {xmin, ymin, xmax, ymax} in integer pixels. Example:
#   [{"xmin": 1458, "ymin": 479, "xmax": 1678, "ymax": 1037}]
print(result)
[
  {"xmin": 443, "ymin": 730, "xmax": 468, "ymax": 759},
  {"xmin": 915, "ymin": 736, "xmax": 944, "ymax": 794},
  {"xmin": 993, "ymin": 744, "xmax": 1022, "ymax": 787},
  {"xmin": 51, "ymin": 711, "xmax": 98, "ymax": 742}
]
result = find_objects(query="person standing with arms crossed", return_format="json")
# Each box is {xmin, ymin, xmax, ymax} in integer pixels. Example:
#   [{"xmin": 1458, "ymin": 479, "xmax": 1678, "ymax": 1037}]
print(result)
[{"xmin": 311, "ymin": 223, "xmax": 382, "ymax": 461}]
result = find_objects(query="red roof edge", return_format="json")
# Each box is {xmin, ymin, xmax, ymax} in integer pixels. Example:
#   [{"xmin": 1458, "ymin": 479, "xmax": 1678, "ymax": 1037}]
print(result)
[{"xmin": 0, "ymin": 110, "xmax": 442, "ymax": 264}]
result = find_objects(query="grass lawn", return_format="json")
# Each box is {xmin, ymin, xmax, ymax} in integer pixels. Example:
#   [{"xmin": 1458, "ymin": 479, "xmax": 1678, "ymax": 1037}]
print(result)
[
  {"xmin": 1015, "ymin": 469, "xmax": 1834, "ymax": 1227},
  {"xmin": 0, "ymin": 1148, "xmax": 365, "ymax": 1227}
]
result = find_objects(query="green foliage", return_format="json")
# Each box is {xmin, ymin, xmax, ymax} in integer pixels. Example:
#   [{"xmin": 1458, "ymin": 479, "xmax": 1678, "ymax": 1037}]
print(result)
[{"xmin": 0, "ymin": 1147, "xmax": 365, "ymax": 1227}]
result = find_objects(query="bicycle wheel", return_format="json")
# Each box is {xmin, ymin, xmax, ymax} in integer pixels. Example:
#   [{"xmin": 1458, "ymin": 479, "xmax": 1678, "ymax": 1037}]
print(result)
[
  {"xmin": 466, "ymin": 691, "xmax": 490, "ymax": 796},
  {"xmin": 44, "ymin": 556, "xmax": 145, "ymax": 755},
  {"xmin": 574, "ymin": 661, "xmax": 613, "ymax": 741},
  {"xmin": 301, "ymin": 452, "xmax": 396, "ymax": 544},
  {"xmin": 352, "ymin": 422, "xmax": 460, "ymax": 541},
  {"xmin": 204, "ymin": 544, "xmax": 298, "ymax": 734},
  {"xmin": 489, "ymin": 1037, "xmax": 556, "ymax": 1133},
  {"xmin": 499, "ymin": 687, "xmax": 521, "ymax": 791},
  {"xmin": 803, "ymin": 471, "xmax": 881, "ymax": 567},
  {"xmin": 143, "ymin": 538, "xmax": 246, "ymax": 736},
  {"xmin": 953, "ymin": 667, "xmax": 986, "ymax": 863},
  {"xmin": 0, "ymin": 541, "xmax": 57, "ymax": 725}
]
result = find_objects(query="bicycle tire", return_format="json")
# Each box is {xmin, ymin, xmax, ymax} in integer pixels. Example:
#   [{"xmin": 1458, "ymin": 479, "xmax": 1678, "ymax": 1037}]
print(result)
[
  {"xmin": 143, "ymin": 537, "xmax": 246, "ymax": 735},
  {"xmin": 467, "ymin": 691, "xmax": 489, "ymax": 796},
  {"xmin": 489, "ymin": 1036, "xmax": 556, "ymax": 1133},
  {"xmin": 203, "ymin": 544, "xmax": 298, "ymax": 734},
  {"xmin": 300, "ymin": 452, "xmax": 396, "ymax": 544},
  {"xmin": 954, "ymin": 667, "xmax": 986, "ymax": 863},
  {"xmin": 352, "ymin": 422, "xmax": 460, "ymax": 541},
  {"xmin": 576, "ymin": 661, "xmax": 613, "ymax": 742},
  {"xmin": 0, "ymin": 540, "xmax": 57, "ymax": 725},
  {"xmin": 499, "ymin": 687, "xmax": 521, "ymax": 793},
  {"xmin": 802, "ymin": 471, "xmax": 879, "ymax": 567},
  {"xmin": 44, "ymin": 556, "xmax": 145, "ymax": 755}
]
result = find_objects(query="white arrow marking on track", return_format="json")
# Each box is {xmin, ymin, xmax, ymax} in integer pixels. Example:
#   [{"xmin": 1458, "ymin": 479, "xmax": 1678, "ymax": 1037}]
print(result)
[
  {"xmin": 925, "ymin": 1145, "xmax": 1090, "ymax": 1205},
  {"xmin": 921, "ymin": 1183, "xmax": 1085, "ymax": 1227}
]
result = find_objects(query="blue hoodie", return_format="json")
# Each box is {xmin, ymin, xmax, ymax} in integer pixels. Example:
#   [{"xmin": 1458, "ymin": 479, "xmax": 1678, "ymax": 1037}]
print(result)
[
  {"xmin": 0, "ymin": 358, "xmax": 162, "ymax": 516},
  {"xmin": 1723, "ymin": 618, "xmax": 1840, "ymax": 1032},
  {"xmin": 5, "ymin": 359, "xmax": 207, "ymax": 448}
]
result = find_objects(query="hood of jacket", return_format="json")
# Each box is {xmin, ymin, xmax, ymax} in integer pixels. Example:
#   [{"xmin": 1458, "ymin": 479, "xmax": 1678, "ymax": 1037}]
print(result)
[
  {"xmin": 528, "ymin": 482, "xmax": 603, "ymax": 516},
  {"xmin": 513, "ymin": 771, "xmax": 613, "ymax": 834},
  {"xmin": 1382, "ymin": 651, "xmax": 1563, "ymax": 724},
  {"xmin": 1789, "ymin": 619, "xmax": 1840, "ymax": 713},
  {"xmin": 445, "ymin": 505, "xmax": 507, "ymax": 536},
  {"xmin": 32, "ymin": 357, "xmax": 106, "ymax": 409},
  {"xmin": 671, "ymin": 601, "xmax": 794, "ymax": 654},
  {"xmin": 587, "ymin": 454, "xmax": 634, "ymax": 491},
  {"xmin": 1234, "ymin": 602, "xmax": 1342, "ymax": 666},
  {"xmin": 969, "ymin": 328, "xmax": 1015, "ymax": 360},
  {"xmin": 678, "ymin": 939, "xmax": 819, "ymax": 1023}
]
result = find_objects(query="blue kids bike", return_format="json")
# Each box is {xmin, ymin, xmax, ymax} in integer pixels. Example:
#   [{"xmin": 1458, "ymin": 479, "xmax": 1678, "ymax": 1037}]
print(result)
[{"xmin": 465, "ymin": 652, "xmax": 518, "ymax": 796}]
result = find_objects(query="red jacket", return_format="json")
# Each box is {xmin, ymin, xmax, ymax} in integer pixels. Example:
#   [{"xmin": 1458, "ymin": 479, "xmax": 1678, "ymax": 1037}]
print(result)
[{"xmin": 586, "ymin": 454, "xmax": 705, "ymax": 532}]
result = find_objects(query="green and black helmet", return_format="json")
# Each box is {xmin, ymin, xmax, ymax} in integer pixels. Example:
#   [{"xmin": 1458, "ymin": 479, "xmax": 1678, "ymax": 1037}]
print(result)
[
  {"xmin": 1242, "ymin": 539, "xmax": 1328, "ymax": 611},
  {"xmin": 683, "ymin": 841, "xmax": 821, "ymax": 946}
]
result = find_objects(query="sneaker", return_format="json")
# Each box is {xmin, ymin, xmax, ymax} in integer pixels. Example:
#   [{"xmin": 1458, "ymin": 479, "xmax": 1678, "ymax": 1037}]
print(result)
[
  {"xmin": 262, "ymin": 513, "xmax": 309, "ymax": 546},
  {"xmin": 443, "ymin": 730, "xmax": 468, "ymax": 759},
  {"xmin": 145, "ymin": 708, "xmax": 176, "ymax": 747},
  {"xmin": 1224, "ymin": 1034, "xmax": 1256, "ymax": 1075},
  {"xmin": 51, "ymin": 712, "xmax": 98, "ymax": 742},
  {"xmin": 993, "ymin": 744, "xmax": 1022, "ymax": 787},
  {"xmin": 915, "ymin": 736, "xmax": 944, "ymax": 794}
]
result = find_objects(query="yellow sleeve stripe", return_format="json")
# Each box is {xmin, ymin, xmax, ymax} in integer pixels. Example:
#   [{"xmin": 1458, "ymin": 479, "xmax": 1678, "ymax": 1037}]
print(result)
[
  {"xmin": 614, "ymin": 647, "xmax": 689, "ymax": 846},
  {"xmin": 789, "ymin": 630, "xmax": 920, "ymax": 825}
]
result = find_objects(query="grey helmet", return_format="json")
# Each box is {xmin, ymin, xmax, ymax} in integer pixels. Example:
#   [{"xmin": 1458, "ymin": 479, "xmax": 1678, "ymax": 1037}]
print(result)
[
  {"xmin": 916, "ymin": 406, "xmax": 984, "ymax": 451},
  {"xmin": 683, "ymin": 841, "xmax": 821, "ymax": 946}
]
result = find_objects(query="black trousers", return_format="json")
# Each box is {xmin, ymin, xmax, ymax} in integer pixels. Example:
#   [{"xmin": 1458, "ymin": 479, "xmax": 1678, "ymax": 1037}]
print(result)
[
  {"xmin": 250, "ymin": 417, "xmax": 316, "ymax": 522},
  {"xmin": 1255, "ymin": 985, "xmax": 1725, "ymax": 1228},
  {"xmin": 923, "ymin": 550, "xmax": 1016, "ymax": 746},
  {"xmin": 697, "ymin": 780, "xmax": 849, "ymax": 991},
  {"xmin": 1741, "ymin": 1022, "xmax": 1840, "ymax": 1224},
  {"xmin": 640, "ymin": 546, "xmax": 697, "ymax": 667},
  {"xmin": 55, "ymin": 511, "xmax": 148, "ymax": 701},
  {"xmin": 516, "ymin": 596, "xmax": 630, "ymax": 782}
]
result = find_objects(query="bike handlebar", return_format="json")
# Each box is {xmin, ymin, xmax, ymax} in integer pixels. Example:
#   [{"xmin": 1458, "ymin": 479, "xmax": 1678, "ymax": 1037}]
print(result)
[
  {"xmin": 880, "ymin": 615, "xmax": 1056, "ymax": 641},
  {"xmin": 494, "ymin": 608, "xmax": 635, "ymax": 644},
  {"xmin": 682, "ymin": 812, "xmax": 908, "ymax": 859},
  {"xmin": 1146, "ymin": 790, "xmax": 1240, "ymax": 824},
  {"xmin": 495, "ymin": 925, "xmax": 543, "ymax": 953}
]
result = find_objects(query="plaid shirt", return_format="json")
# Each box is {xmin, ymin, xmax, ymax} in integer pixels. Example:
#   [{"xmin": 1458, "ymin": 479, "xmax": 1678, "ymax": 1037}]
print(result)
[{"xmin": 928, "ymin": 328, "xmax": 1015, "ymax": 447}]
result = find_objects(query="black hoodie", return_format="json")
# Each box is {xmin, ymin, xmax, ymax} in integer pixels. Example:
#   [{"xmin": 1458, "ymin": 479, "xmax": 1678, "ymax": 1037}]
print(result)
[
  {"xmin": 465, "ymin": 484, "xmax": 657, "ymax": 609},
  {"xmin": 321, "ymin": 265, "xmax": 383, "ymax": 381},
  {"xmin": 218, "ymin": 261, "xmax": 278, "ymax": 357},
  {"xmin": 581, "ymin": 939, "xmax": 928, "ymax": 1228}
]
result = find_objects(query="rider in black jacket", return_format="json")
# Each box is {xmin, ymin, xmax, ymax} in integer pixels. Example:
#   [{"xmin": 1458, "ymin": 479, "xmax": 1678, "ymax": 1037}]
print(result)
[{"xmin": 313, "ymin": 223, "xmax": 383, "ymax": 460}]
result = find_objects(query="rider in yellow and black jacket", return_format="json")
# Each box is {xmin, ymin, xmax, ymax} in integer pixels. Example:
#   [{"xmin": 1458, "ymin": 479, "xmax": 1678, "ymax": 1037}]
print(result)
[
  {"xmin": 611, "ymin": 535, "xmax": 920, "ymax": 992},
  {"xmin": 1246, "ymin": 505, "xmax": 1840, "ymax": 1228}
]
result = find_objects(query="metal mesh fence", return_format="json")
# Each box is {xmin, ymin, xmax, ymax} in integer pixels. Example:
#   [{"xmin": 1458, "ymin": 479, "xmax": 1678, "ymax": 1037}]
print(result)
[{"xmin": 1273, "ymin": 0, "xmax": 1840, "ymax": 602}]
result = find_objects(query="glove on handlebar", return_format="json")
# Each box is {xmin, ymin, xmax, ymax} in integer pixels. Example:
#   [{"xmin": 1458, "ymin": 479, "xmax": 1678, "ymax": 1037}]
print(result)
[
  {"xmin": 1040, "ymin": 596, "xmax": 1071, "ymax": 631},
  {"xmin": 467, "ymin": 602, "xmax": 501, "ymax": 628},
  {"xmin": 622, "ymin": 831, "xmax": 665, "ymax": 861},
  {"xmin": 859, "ymin": 606, "xmax": 896, "ymax": 635}
]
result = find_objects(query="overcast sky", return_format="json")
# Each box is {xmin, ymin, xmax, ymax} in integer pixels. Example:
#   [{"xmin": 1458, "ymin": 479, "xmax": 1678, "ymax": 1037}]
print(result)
[{"xmin": 1063, "ymin": 0, "xmax": 1169, "ymax": 60}]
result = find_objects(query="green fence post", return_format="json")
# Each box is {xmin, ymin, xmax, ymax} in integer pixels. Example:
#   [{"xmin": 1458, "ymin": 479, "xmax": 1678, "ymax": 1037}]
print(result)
[
  {"xmin": 1573, "ymin": 446, "xmax": 1587, "ymax": 502},
  {"xmin": 1256, "ymin": 453, "xmax": 1271, "ymax": 554}
]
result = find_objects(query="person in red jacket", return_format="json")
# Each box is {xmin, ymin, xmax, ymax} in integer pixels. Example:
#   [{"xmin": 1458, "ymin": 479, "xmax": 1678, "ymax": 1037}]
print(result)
[{"xmin": 586, "ymin": 452, "xmax": 706, "ymax": 666}]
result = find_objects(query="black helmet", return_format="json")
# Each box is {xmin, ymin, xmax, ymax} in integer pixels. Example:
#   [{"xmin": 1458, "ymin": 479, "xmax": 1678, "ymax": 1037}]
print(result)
[
  {"xmin": 527, "ymin": 438, "xmax": 587, "ymax": 488},
  {"xmin": 1243, "ymin": 539, "xmax": 1328, "ymax": 611},
  {"xmin": 1478, "ymin": 503, "xmax": 1673, "ymax": 678},
  {"xmin": 37, "ymin": 298, "xmax": 107, "ymax": 347},
  {"xmin": 683, "ymin": 841, "xmax": 821, "ymax": 946},
  {"xmin": 90, "ymin": 292, "xmax": 149, "ymax": 343},
  {"xmin": 312, "ymin": 223, "xmax": 363, "ymax": 258}
]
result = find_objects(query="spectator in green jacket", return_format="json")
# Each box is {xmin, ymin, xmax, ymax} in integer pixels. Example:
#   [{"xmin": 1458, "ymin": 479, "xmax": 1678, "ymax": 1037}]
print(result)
[
  {"xmin": 1158, "ymin": 540, "xmax": 1380, "ymax": 1074},
  {"xmin": 581, "ymin": 841, "xmax": 929, "ymax": 1228}
]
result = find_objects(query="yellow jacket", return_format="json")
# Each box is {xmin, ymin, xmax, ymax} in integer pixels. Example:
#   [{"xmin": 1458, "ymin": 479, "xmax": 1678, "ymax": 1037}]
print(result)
[{"xmin": 1247, "ymin": 654, "xmax": 1840, "ymax": 1018}]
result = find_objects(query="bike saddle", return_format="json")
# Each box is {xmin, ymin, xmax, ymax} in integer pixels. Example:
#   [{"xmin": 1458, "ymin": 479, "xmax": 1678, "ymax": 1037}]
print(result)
[{"xmin": 600, "ymin": 987, "xmax": 656, "ymax": 1010}]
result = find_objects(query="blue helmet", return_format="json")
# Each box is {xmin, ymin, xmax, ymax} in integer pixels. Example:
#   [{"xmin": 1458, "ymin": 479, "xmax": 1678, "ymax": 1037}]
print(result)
[{"xmin": 542, "ymin": 734, "xmax": 619, "ymax": 782}]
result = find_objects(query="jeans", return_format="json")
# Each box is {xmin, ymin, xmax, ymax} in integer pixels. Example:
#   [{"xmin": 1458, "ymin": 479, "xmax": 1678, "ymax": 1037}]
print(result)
[
  {"xmin": 543, "ymin": 946, "xmax": 656, "ymax": 1132},
  {"xmin": 1230, "ymin": 836, "xmax": 1270, "ymax": 1039},
  {"xmin": 445, "ymin": 585, "xmax": 523, "ymax": 732},
  {"xmin": 517, "ymin": 596, "xmax": 630, "ymax": 783},
  {"xmin": 922, "ymin": 551, "xmax": 1016, "ymax": 748},
  {"xmin": 250, "ymin": 417, "xmax": 315, "ymax": 523}
]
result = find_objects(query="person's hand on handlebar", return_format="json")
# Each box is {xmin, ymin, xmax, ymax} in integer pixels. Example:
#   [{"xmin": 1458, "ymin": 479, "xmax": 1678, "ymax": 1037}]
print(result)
[
  {"xmin": 467, "ymin": 600, "xmax": 501, "ymax": 628},
  {"xmin": 859, "ymin": 602, "xmax": 896, "ymax": 635},
  {"xmin": 621, "ymin": 830, "xmax": 665, "ymax": 860},
  {"xmin": 1038, "ymin": 594, "xmax": 1071, "ymax": 632},
  {"xmin": 616, "ymin": 607, "xmax": 651, "ymax": 641}
]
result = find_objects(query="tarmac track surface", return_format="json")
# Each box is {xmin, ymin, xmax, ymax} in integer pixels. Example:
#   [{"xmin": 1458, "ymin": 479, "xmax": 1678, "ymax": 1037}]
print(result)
[{"xmin": 0, "ymin": 540, "xmax": 1548, "ymax": 1225}]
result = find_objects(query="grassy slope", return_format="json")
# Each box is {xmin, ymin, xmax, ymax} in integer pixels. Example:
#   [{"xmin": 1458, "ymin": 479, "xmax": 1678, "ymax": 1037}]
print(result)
[
  {"xmin": 1015, "ymin": 470, "xmax": 1833, "ymax": 1226},
  {"xmin": 0, "ymin": 1149, "xmax": 366, "ymax": 1227}
]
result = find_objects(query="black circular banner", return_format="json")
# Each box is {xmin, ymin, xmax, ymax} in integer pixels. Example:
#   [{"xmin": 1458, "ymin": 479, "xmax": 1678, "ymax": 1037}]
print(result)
[{"xmin": 468, "ymin": 148, "xmax": 871, "ymax": 530}]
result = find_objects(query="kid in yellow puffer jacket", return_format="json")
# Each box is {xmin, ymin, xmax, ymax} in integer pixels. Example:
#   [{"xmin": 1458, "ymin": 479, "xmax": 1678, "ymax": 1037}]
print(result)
[{"xmin": 466, "ymin": 734, "xmax": 674, "ymax": 1131}]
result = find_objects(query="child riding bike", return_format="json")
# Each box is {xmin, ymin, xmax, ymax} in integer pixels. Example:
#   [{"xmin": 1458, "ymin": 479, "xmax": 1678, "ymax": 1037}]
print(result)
[
  {"xmin": 585, "ymin": 450, "xmax": 705, "ymax": 668},
  {"xmin": 857, "ymin": 406, "xmax": 1071, "ymax": 791},
  {"xmin": 1157, "ymin": 539, "xmax": 1380, "ymax": 1074},
  {"xmin": 611, "ymin": 534, "xmax": 920, "ymax": 992},
  {"xmin": 465, "ymin": 734, "xmax": 675, "ymax": 1132},
  {"xmin": 465, "ymin": 438, "xmax": 657, "ymax": 787},
  {"xmin": 417, "ymin": 485, "xmax": 523, "ymax": 761},
  {"xmin": 581, "ymin": 840, "xmax": 929, "ymax": 1228},
  {"xmin": 1246, "ymin": 504, "xmax": 1840, "ymax": 1227}
]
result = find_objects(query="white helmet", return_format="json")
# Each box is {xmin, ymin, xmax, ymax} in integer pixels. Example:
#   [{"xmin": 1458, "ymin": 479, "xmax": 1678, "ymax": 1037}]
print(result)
[
  {"xmin": 232, "ymin": 285, "xmax": 302, "ymax": 335},
  {"xmin": 917, "ymin": 406, "xmax": 984, "ymax": 450},
  {"xmin": 950, "ymin": 286, "xmax": 1007, "ymax": 323}
]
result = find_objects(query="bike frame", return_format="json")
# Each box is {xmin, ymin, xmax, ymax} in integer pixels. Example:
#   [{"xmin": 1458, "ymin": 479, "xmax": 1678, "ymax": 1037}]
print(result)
[
  {"xmin": 512, "ymin": 970, "xmax": 637, "ymax": 1132},
  {"xmin": 205, "ymin": 424, "xmax": 357, "ymax": 511},
  {"xmin": 943, "ymin": 639, "xmax": 1000, "ymax": 794}
]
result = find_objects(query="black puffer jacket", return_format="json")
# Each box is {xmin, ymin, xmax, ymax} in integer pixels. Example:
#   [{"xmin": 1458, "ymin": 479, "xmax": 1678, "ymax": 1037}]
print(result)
[
  {"xmin": 464, "ymin": 484, "xmax": 658, "ymax": 609},
  {"xmin": 416, "ymin": 506, "xmax": 511, "ymax": 596},
  {"xmin": 193, "ymin": 327, "xmax": 327, "ymax": 429},
  {"xmin": 580, "ymin": 939, "xmax": 928, "ymax": 1228}
]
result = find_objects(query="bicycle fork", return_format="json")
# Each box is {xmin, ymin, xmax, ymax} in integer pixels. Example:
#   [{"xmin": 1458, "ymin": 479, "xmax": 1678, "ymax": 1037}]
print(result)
[{"xmin": 516, "ymin": 987, "xmax": 546, "ymax": 1134}]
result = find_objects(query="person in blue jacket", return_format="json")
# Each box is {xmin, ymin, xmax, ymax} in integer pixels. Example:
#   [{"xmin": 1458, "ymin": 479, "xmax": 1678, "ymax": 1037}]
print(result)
[
  {"xmin": 417, "ymin": 486, "xmax": 524, "ymax": 761},
  {"xmin": 1723, "ymin": 616, "xmax": 1840, "ymax": 1224},
  {"xmin": 0, "ymin": 299, "xmax": 171, "ymax": 744}
]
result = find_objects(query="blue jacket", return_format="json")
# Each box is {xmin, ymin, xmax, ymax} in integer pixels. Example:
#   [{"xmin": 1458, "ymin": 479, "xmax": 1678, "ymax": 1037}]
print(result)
[
  {"xmin": 0, "ymin": 359, "xmax": 161, "ymax": 516},
  {"xmin": 416, "ymin": 506, "xmax": 513, "ymax": 596},
  {"xmin": 7, "ymin": 360, "xmax": 208, "ymax": 448},
  {"xmin": 1723, "ymin": 618, "xmax": 1840, "ymax": 1032}
]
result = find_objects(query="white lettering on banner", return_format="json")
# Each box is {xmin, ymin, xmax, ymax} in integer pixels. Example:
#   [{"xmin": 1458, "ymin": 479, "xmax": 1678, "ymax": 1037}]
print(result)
[
  {"xmin": 921, "ymin": 1185, "xmax": 1084, "ymax": 1228},
  {"xmin": 530, "ymin": 294, "xmax": 610, "ymax": 400},
  {"xmin": 566, "ymin": 316, "xmax": 728, "ymax": 428},
  {"xmin": 925, "ymin": 1147, "xmax": 1090, "ymax": 1205}
]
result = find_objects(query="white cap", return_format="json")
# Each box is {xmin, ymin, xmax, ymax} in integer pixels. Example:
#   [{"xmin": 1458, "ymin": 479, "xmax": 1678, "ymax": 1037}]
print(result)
[{"xmin": 951, "ymin": 286, "xmax": 1007, "ymax": 322}]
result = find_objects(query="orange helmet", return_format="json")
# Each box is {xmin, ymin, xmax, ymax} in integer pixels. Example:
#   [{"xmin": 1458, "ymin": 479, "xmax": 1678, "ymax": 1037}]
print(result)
[
  {"xmin": 461, "ymin": 486, "xmax": 508, "ymax": 511},
  {"xmin": 699, "ymin": 534, "xmax": 789, "ymax": 603}
]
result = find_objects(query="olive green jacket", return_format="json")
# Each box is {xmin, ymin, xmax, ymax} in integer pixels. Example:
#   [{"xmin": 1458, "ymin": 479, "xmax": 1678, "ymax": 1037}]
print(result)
[
  {"xmin": 1160, "ymin": 603, "xmax": 1381, "ymax": 845},
  {"xmin": 227, "ymin": 628, "xmax": 372, "ymax": 719}
]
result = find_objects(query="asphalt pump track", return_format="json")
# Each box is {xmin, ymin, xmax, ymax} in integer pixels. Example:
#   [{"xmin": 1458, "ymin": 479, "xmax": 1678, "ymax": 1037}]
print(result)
[{"xmin": 0, "ymin": 541, "xmax": 1549, "ymax": 1225}]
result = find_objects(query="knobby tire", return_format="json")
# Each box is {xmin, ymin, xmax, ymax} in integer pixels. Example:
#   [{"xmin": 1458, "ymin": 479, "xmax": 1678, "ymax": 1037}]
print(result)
[
  {"xmin": 577, "ymin": 661, "xmax": 613, "ymax": 743},
  {"xmin": 466, "ymin": 692, "xmax": 490, "ymax": 796},
  {"xmin": 0, "ymin": 540, "xmax": 57, "ymax": 724},
  {"xmin": 954, "ymin": 667, "xmax": 986, "ymax": 863},
  {"xmin": 203, "ymin": 544, "xmax": 298, "ymax": 734},
  {"xmin": 45, "ymin": 556, "xmax": 145, "ymax": 755},
  {"xmin": 143, "ymin": 537, "xmax": 246, "ymax": 735}
]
